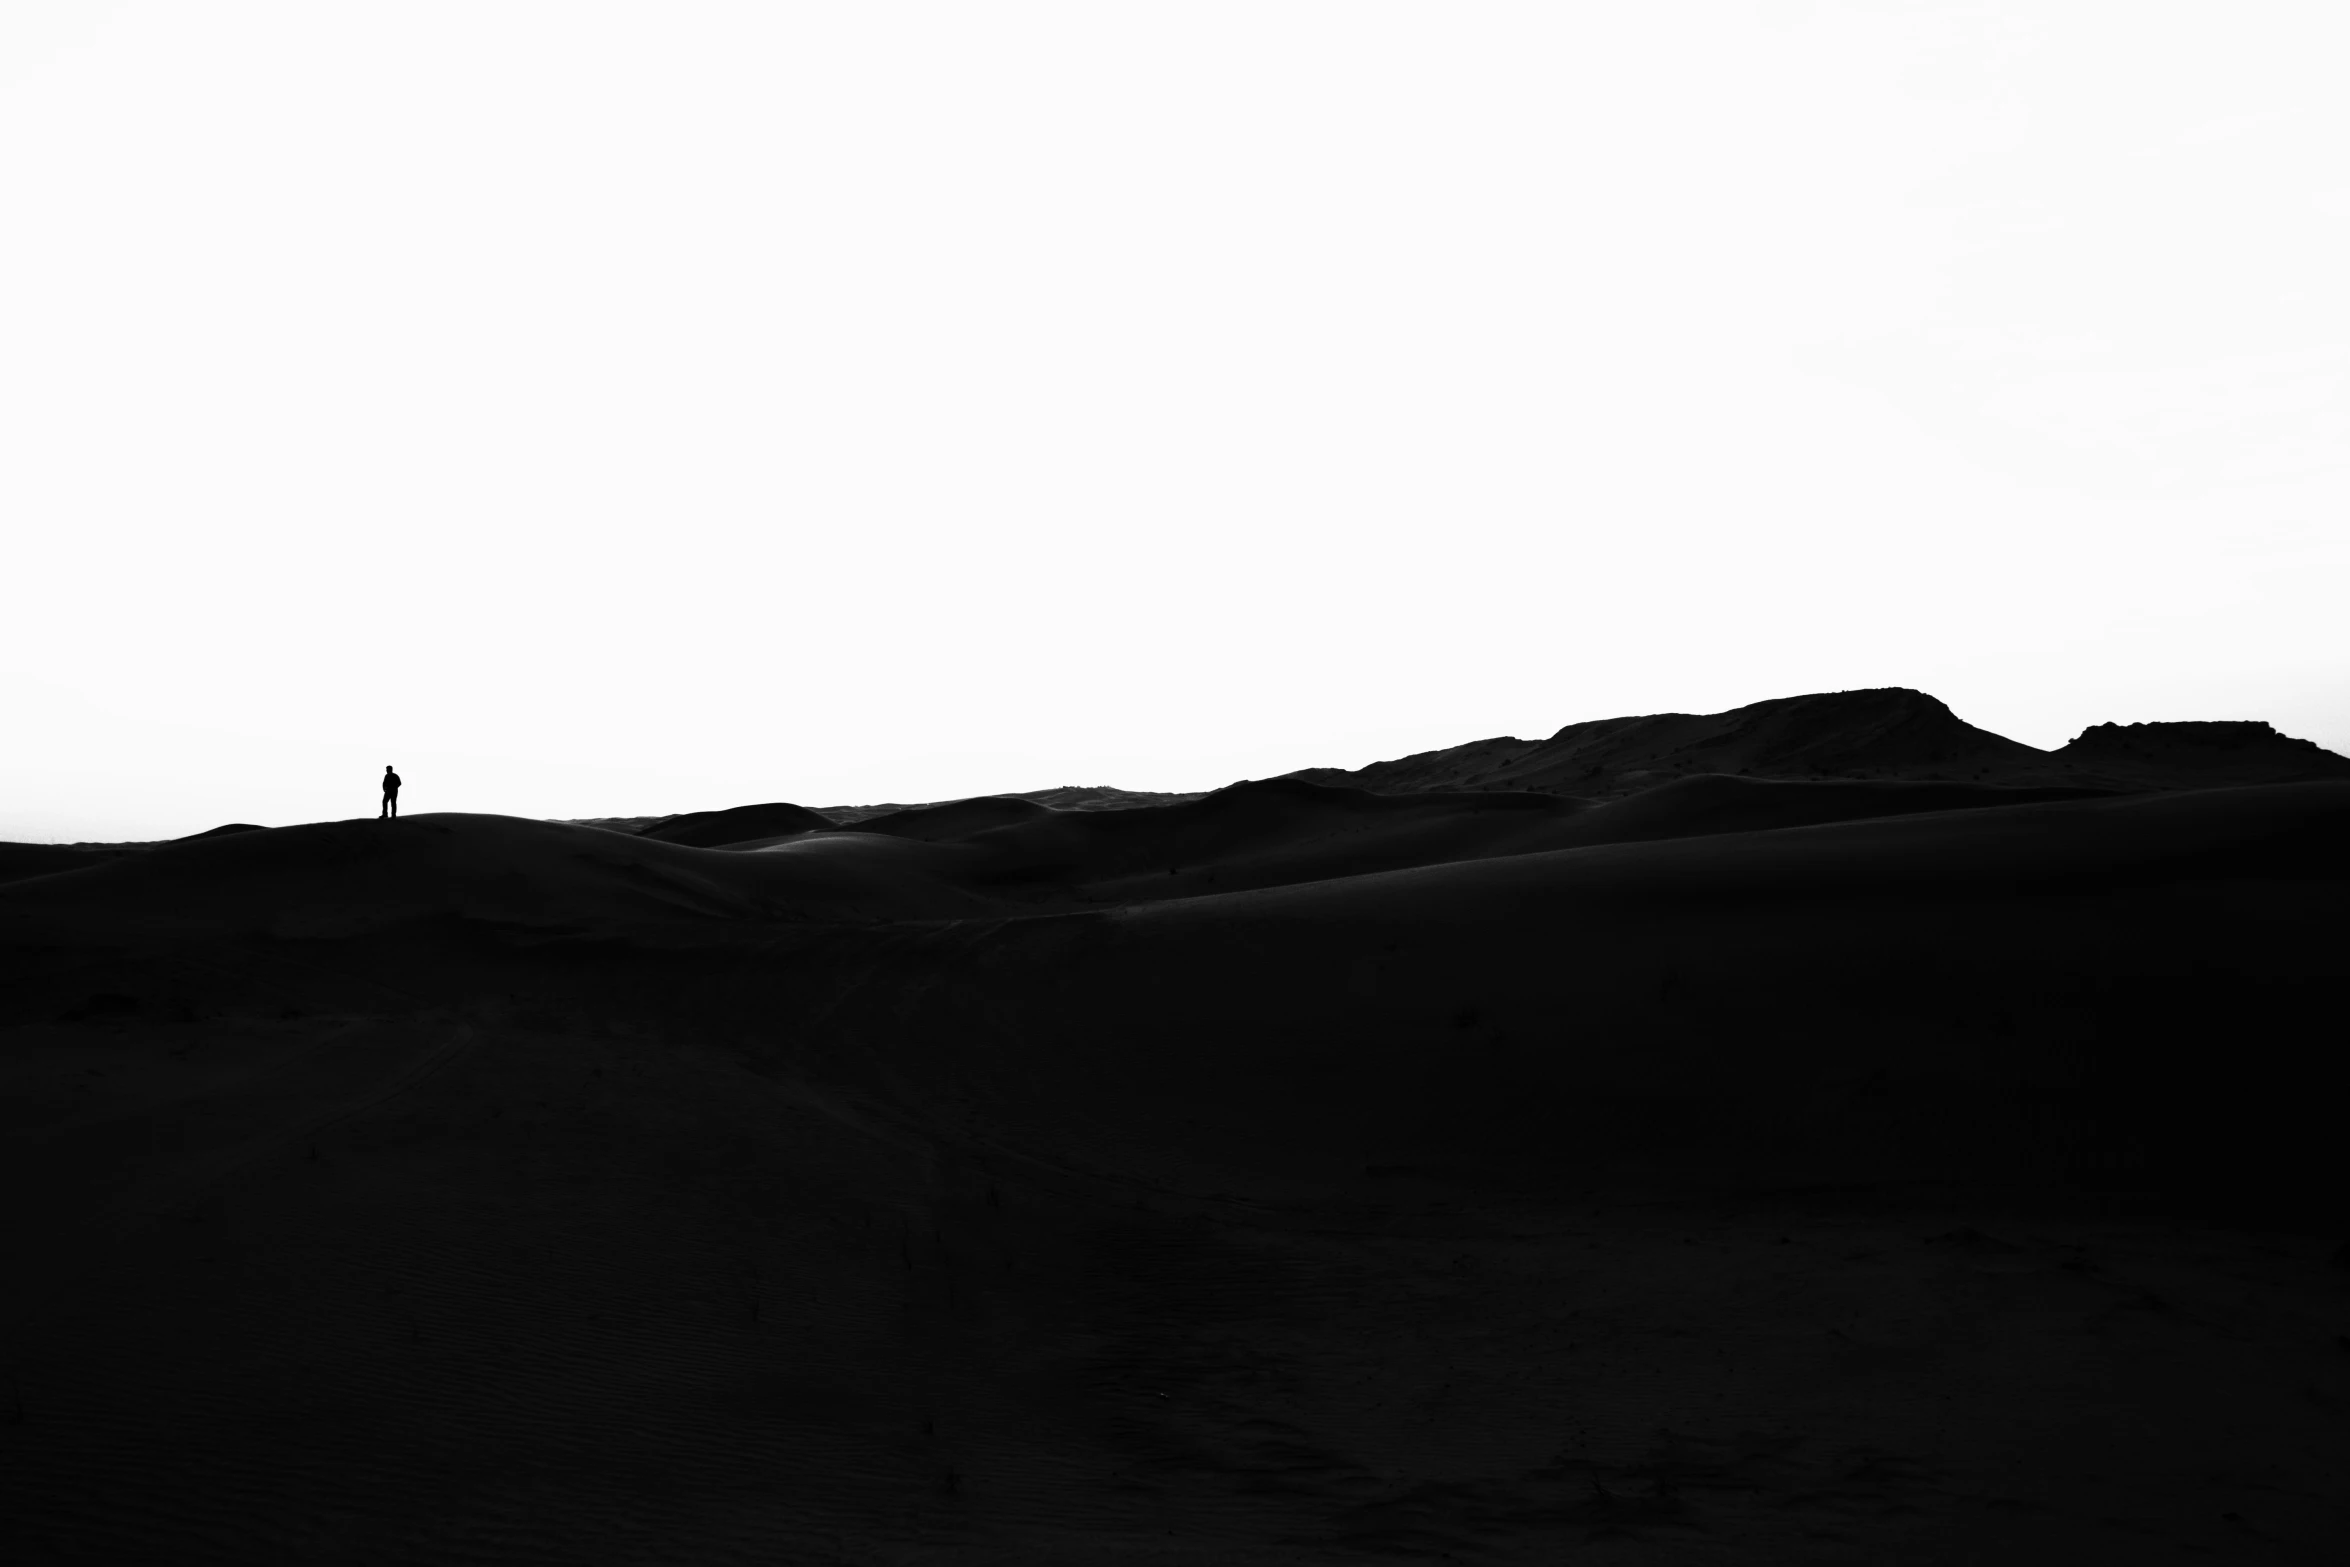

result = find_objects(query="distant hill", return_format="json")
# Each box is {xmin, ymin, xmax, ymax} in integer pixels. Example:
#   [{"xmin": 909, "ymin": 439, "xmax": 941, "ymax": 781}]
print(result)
[
  {"xmin": 1285, "ymin": 688, "xmax": 2048, "ymax": 796},
  {"xmin": 558, "ymin": 693, "xmax": 2347, "ymax": 841},
  {"xmin": 1285, "ymin": 688, "xmax": 2350, "ymax": 798}
]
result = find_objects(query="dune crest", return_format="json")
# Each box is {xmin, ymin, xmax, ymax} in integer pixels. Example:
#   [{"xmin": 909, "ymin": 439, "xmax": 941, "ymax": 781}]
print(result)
[{"xmin": 633, "ymin": 801, "xmax": 835, "ymax": 847}]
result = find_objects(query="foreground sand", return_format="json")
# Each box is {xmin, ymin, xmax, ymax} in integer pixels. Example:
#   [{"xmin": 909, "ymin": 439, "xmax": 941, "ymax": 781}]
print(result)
[{"xmin": 3, "ymin": 782, "xmax": 2347, "ymax": 1563}]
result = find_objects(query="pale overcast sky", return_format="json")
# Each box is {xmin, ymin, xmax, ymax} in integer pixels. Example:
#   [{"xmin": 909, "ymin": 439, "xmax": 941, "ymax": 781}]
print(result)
[{"xmin": 4, "ymin": 2, "xmax": 2344, "ymax": 840}]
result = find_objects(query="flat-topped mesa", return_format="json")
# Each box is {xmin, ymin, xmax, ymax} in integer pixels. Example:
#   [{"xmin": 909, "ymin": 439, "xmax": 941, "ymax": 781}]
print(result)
[
  {"xmin": 595, "ymin": 699, "xmax": 2343, "ymax": 842},
  {"xmin": 1293, "ymin": 687, "xmax": 2052, "ymax": 797},
  {"xmin": 2053, "ymin": 720, "xmax": 2350, "ymax": 782},
  {"xmin": 1637, "ymin": 687, "xmax": 2047, "ymax": 778},
  {"xmin": 2067, "ymin": 719, "xmax": 2317, "ymax": 754}
]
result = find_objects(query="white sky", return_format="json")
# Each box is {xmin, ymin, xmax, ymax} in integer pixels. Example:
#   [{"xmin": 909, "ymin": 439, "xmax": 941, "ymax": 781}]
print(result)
[{"xmin": 4, "ymin": 1, "xmax": 2345, "ymax": 840}]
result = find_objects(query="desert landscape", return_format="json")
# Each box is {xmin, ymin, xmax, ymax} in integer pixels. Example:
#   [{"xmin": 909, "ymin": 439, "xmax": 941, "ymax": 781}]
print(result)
[{"xmin": 2, "ymin": 687, "xmax": 2346, "ymax": 1563}]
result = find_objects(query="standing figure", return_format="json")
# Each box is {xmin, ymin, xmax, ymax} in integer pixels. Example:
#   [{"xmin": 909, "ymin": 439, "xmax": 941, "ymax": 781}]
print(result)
[{"xmin": 381, "ymin": 766, "xmax": 402, "ymax": 819}]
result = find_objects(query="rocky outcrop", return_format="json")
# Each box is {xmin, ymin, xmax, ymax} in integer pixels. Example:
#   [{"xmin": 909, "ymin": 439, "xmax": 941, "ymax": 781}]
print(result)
[{"xmin": 2050, "ymin": 721, "xmax": 2350, "ymax": 788}]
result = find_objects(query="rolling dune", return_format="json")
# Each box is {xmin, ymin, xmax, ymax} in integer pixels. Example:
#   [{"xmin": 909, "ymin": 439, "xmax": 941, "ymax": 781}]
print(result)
[
  {"xmin": 0, "ymin": 812, "xmax": 997, "ymax": 938},
  {"xmin": 634, "ymin": 802, "xmax": 838, "ymax": 848},
  {"xmin": 3, "ymin": 763, "xmax": 2347, "ymax": 1563}
]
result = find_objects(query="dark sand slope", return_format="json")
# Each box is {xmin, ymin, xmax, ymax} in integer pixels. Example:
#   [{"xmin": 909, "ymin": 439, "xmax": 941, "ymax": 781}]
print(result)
[
  {"xmin": 850, "ymin": 794, "xmax": 1056, "ymax": 842},
  {"xmin": 635, "ymin": 802, "xmax": 837, "ymax": 848},
  {"xmin": 1, "ymin": 785, "xmax": 2347, "ymax": 1563},
  {"xmin": 0, "ymin": 813, "xmax": 998, "ymax": 936},
  {"xmin": 936, "ymin": 778, "xmax": 1578, "ymax": 903},
  {"xmin": 772, "ymin": 774, "xmax": 2117, "ymax": 908},
  {"xmin": 802, "ymin": 783, "xmax": 2349, "ymax": 1214},
  {"xmin": 0, "ymin": 776, "xmax": 2103, "ymax": 923},
  {"xmin": 820, "ymin": 785, "xmax": 1209, "ymax": 828},
  {"xmin": 0, "ymin": 826, "xmax": 270, "ymax": 889},
  {"xmin": 0, "ymin": 843, "xmax": 119, "ymax": 887},
  {"xmin": 1540, "ymin": 772, "xmax": 2116, "ymax": 845}
]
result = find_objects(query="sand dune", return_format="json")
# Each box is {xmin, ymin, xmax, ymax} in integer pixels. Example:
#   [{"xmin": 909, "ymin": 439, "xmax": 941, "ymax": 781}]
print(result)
[
  {"xmin": 819, "ymin": 783, "xmax": 1208, "ymax": 827},
  {"xmin": 764, "ymin": 781, "xmax": 2348, "ymax": 1213},
  {"xmin": 848, "ymin": 793, "xmax": 1056, "ymax": 842},
  {"xmin": 0, "ymin": 826, "xmax": 254, "ymax": 888},
  {"xmin": 0, "ymin": 812, "xmax": 995, "ymax": 940},
  {"xmin": 633, "ymin": 801, "xmax": 836, "ymax": 847},
  {"xmin": 786, "ymin": 774, "xmax": 2126, "ymax": 907},
  {"xmin": 4, "ymin": 721, "xmax": 2348, "ymax": 1560},
  {"xmin": 2, "ymin": 773, "xmax": 2139, "ymax": 937},
  {"xmin": 0, "ymin": 842, "xmax": 121, "ymax": 886}
]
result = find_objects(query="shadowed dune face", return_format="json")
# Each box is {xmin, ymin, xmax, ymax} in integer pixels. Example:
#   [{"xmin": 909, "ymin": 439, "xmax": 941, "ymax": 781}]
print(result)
[
  {"xmin": 817, "ymin": 783, "xmax": 1208, "ymax": 826},
  {"xmin": 18, "ymin": 781, "xmax": 2336, "ymax": 1208},
  {"xmin": 846, "ymin": 794, "xmax": 1054, "ymax": 842},
  {"xmin": 772, "ymin": 782, "xmax": 2350, "ymax": 1219},
  {"xmin": 934, "ymin": 777, "xmax": 1577, "ymax": 900},
  {"xmin": 723, "ymin": 774, "xmax": 2129, "ymax": 907},
  {"xmin": 1514, "ymin": 772, "xmax": 2118, "ymax": 848},
  {"xmin": 0, "ymin": 774, "xmax": 2237, "ymax": 929},
  {"xmin": 634, "ymin": 801, "xmax": 836, "ymax": 847},
  {"xmin": 0, "ymin": 813, "xmax": 997, "ymax": 936},
  {"xmin": 4, "ymin": 779, "xmax": 2348, "ymax": 1562},
  {"xmin": 0, "ymin": 843, "xmax": 126, "ymax": 887}
]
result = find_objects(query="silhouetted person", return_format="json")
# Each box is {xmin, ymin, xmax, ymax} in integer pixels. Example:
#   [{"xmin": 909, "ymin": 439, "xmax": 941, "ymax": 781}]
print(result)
[{"xmin": 381, "ymin": 766, "xmax": 401, "ymax": 819}]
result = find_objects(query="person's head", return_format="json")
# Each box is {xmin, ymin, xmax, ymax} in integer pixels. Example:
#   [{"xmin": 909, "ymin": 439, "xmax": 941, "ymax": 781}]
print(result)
[{"xmin": 385, "ymin": 765, "xmax": 395, "ymax": 773}]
